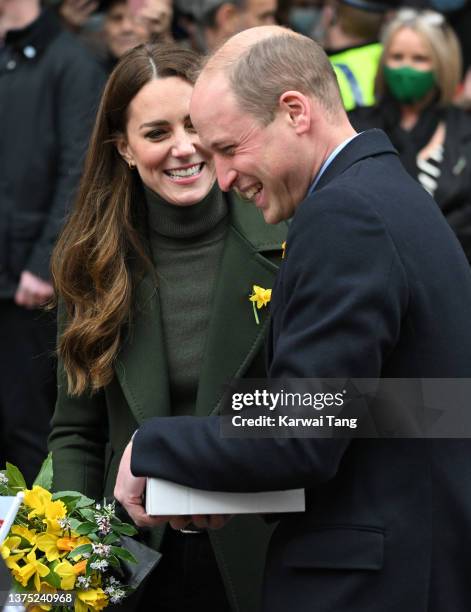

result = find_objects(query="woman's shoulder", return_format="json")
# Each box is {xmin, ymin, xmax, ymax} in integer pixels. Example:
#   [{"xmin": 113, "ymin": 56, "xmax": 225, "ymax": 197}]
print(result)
[{"xmin": 226, "ymin": 192, "xmax": 288, "ymax": 253}]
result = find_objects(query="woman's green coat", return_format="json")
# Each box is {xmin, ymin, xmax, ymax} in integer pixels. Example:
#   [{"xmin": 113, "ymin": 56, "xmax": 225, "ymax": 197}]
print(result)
[{"xmin": 49, "ymin": 197, "xmax": 288, "ymax": 612}]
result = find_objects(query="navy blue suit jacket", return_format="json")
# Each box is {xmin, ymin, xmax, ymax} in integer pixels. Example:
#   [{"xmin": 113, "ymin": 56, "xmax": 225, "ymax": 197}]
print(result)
[{"xmin": 132, "ymin": 131, "xmax": 471, "ymax": 611}]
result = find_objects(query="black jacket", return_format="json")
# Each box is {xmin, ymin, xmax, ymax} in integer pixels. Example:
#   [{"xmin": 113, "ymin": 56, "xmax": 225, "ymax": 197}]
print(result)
[
  {"xmin": 350, "ymin": 102, "xmax": 471, "ymax": 263},
  {"xmin": 131, "ymin": 131, "xmax": 471, "ymax": 612},
  {"xmin": 0, "ymin": 9, "xmax": 105, "ymax": 296}
]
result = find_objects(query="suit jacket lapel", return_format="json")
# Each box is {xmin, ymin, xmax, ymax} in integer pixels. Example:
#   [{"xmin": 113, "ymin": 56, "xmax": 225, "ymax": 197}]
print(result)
[
  {"xmin": 195, "ymin": 199, "xmax": 286, "ymax": 416},
  {"xmin": 114, "ymin": 272, "xmax": 171, "ymax": 424}
]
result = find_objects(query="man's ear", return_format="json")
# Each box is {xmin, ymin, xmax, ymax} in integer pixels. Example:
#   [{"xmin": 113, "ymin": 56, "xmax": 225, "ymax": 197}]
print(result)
[
  {"xmin": 116, "ymin": 135, "xmax": 134, "ymax": 166},
  {"xmin": 279, "ymin": 91, "xmax": 312, "ymax": 135}
]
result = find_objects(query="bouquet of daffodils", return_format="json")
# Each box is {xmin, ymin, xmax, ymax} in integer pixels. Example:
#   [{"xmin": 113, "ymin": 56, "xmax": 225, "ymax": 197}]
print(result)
[{"xmin": 0, "ymin": 455, "xmax": 139, "ymax": 611}]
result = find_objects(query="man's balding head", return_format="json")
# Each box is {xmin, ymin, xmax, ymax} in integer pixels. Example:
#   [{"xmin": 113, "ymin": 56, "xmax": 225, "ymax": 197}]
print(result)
[{"xmin": 195, "ymin": 26, "xmax": 342, "ymax": 125}]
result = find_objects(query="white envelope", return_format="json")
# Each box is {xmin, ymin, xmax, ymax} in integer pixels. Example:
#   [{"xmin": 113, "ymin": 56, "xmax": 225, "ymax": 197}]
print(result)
[{"xmin": 146, "ymin": 478, "xmax": 305, "ymax": 515}]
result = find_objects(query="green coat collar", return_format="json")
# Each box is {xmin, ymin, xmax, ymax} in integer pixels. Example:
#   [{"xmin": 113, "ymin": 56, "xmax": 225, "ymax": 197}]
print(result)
[{"xmin": 114, "ymin": 197, "xmax": 287, "ymax": 424}]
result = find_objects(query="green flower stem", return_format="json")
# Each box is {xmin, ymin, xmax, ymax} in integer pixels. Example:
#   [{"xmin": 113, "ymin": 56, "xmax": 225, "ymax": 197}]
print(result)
[{"xmin": 252, "ymin": 301, "xmax": 260, "ymax": 325}]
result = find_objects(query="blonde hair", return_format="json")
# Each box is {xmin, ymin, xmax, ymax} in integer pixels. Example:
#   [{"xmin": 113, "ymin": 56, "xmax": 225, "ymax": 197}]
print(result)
[{"xmin": 376, "ymin": 9, "xmax": 462, "ymax": 106}]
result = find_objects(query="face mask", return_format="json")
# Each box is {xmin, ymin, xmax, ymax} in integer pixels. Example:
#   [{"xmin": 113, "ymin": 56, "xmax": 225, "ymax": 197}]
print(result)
[
  {"xmin": 288, "ymin": 7, "xmax": 323, "ymax": 37},
  {"xmin": 384, "ymin": 65, "xmax": 436, "ymax": 104},
  {"xmin": 429, "ymin": 0, "xmax": 466, "ymax": 12}
]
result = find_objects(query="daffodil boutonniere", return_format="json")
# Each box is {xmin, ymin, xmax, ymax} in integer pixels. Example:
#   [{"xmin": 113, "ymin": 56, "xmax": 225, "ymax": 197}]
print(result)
[{"xmin": 249, "ymin": 285, "xmax": 272, "ymax": 325}]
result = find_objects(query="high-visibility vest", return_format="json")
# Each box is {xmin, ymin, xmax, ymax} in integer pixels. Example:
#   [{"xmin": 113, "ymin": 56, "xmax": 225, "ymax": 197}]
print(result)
[{"xmin": 329, "ymin": 42, "xmax": 383, "ymax": 111}]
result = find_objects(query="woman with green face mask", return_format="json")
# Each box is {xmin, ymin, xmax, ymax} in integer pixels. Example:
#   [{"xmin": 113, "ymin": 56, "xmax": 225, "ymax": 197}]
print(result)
[{"xmin": 349, "ymin": 9, "xmax": 471, "ymax": 264}]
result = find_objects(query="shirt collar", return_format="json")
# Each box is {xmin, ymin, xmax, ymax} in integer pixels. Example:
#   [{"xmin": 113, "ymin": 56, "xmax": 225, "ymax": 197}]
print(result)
[
  {"xmin": 306, "ymin": 133, "xmax": 359, "ymax": 198},
  {"xmin": 4, "ymin": 9, "xmax": 62, "ymax": 59}
]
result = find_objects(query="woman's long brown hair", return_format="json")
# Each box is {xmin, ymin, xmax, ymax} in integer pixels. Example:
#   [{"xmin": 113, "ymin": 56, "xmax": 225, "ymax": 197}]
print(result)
[{"xmin": 51, "ymin": 44, "xmax": 201, "ymax": 396}]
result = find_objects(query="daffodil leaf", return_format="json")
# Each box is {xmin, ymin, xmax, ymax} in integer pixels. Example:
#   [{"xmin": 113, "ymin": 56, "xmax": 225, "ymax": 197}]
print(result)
[
  {"xmin": 51, "ymin": 491, "xmax": 82, "ymax": 500},
  {"xmin": 110, "ymin": 522, "xmax": 137, "ymax": 536},
  {"xmin": 111, "ymin": 546, "xmax": 137, "ymax": 564},
  {"xmin": 32, "ymin": 453, "xmax": 53, "ymax": 490},
  {"xmin": 68, "ymin": 518, "xmax": 83, "ymax": 531},
  {"xmin": 74, "ymin": 496, "xmax": 95, "ymax": 509},
  {"xmin": 108, "ymin": 554, "xmax": 123, "ymax": 570},
  {"xmin": 43, "ymin": 570, "xmax": 61, "ymax": 589},
  {"xmin": 103, "ymin": 533, "xmax": 120, "ymax": 545},
  {"xmin": 5, "ymin": 463, "xmax": 27, "ymax": 490},
  {"xmin": 67, "ymin": 543, "xmax": 92, "ymax": 559},
  {"xmin": 78, "ymin": 508, "xmax": 96, "ymax": 522},
  {"xmin": 75, "ymin": 521, "xmax": 96, "ymax": 536}
]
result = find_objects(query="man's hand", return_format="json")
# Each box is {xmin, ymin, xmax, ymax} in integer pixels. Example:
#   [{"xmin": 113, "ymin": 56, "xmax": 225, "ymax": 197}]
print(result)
[
  {"xmin": 14, "ymin": 271, "xmax": 54, "ymax": 308},
  {"xmin": 114, "ymin": 440, "xmax": 232, "ymax": 530},
  {"xmin": 114, "ymin": 440, "xmax": 163, "ymax": 528}
]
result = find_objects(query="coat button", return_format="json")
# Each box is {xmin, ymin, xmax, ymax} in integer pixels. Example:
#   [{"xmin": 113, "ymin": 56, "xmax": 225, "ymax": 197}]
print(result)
[
  {"xmin": 23, "ymin": 46, "xmax": 36, "ymax": 59},
  {"xmin": 6, "ymin": 60, "xmax": 16, "ymax": 70}
]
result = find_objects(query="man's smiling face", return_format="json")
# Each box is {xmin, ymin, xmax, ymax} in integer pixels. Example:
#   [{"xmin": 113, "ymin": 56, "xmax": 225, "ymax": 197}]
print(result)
[{"xmin": 190, "ymin": 74, "xmax": 311, "ymax": 224}]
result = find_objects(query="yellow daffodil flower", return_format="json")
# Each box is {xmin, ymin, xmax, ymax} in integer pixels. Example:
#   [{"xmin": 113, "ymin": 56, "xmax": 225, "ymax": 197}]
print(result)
[
  {"xmin": 75, "ymin": 587, "xmax": 108, "ymax": 612},
  {"xmin": 72, "ymin": 559, "xmax": 88, "ymax": 575},
  {"xmin": 23, "ymin": 486, "xmax": 52, "ymax": 519},
  {"xmin": 54, "ymin": 559, "xmax": 77, "ymax": 590},
  {"xmin": 250, "ymin": 285, "xmax": 272, "ymax": 309},
  {"xmin": 0, "ymin": 535, "xmax": 21, "ymax": 559},
  {"xmin": 37, "ymin": 531, "xmax": 91, "ymax": 563},
  {"xmin": 12, "ymin": 548, "xmax": 49, "ymax": 591},
  {"xmin": 28, "ymin": 582, "xmax": 57, "ymax": 611},
  {"xmin": 43, "ymin": 499, "xmax": 67, "ymax": 533},
  {"xmin": 249, "ymin": 285, "xmax": 272, "ymax": 325},
  {"xmin": 1, "ymin": 536, "xmax": 25, "ymax": 570},
  {"xmin": 11, "ymin": 524, "xmax": 37, "ymax": 546}
]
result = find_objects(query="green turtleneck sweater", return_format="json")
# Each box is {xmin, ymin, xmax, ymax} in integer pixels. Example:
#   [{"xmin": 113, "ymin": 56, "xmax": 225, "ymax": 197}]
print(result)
[{"xmin": 145, "ymin": 184, "xmax": 228, "ymax": 416}]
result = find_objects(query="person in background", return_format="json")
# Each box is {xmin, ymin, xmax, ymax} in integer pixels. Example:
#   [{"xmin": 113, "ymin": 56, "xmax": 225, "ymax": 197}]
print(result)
[
  {"xmin": 287, "ymin": 0, "xmax": 325, "ymax": 39},
  {"xmin": 196, "ymin": 0, "xmax": 277, "ymax": 51},
  {"xmin": 127, "ymin": 0, "xmax": 174, "ymax": 43},
  {"xmin": 323, "ymin": 0, "xmax": 395, "ymax": 111},
  {"xmin": 350, "ymin": 9, "xmax": 471, "ymax": 262},
  {"xmin": 49, "ymin": 43, "xmax": 286, "ymax": 612},
  {"xmin": 57, "ymin": 0, "xmax": 99, "ymax": 31},
  {"xmin": 0, "ymin": 0, "xmax": 104, "ymax": 485},
  {"xmin": 101, "ymin": 0, "xmax": 149, "ymax": 71}
]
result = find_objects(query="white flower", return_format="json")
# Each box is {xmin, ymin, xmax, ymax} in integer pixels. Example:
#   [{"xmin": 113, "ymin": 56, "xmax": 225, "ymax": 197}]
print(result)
[
  {"xmin": 90, "ymin": 559, "xmax": 109, "ymax": 572},
  {"xmin": 92, "ymin": 543, "xmax": 111, "ymax": 557},
  {"xmin": 76, "ymin": 576, "xmax": 91, "ymax": 590},
  {"xmin": 0, "ymin": 473, "xmax": 8, "ymax": 486},
  {"xmin": 109, "ymin": 589, "xmax": 126, "ymax": 604},
  {"xmin": 58, "ymin": 517, "xmax": 71, "ymax": 530},
  {"xmin": 94, "ymin": 515, "xmax": 111, "ymax": 536}
]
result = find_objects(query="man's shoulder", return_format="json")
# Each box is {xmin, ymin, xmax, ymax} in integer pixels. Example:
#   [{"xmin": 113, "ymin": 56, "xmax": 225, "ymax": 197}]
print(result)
[{"xmin": 44, "ymin": 27, "xmax": 104, "ymax": 76}]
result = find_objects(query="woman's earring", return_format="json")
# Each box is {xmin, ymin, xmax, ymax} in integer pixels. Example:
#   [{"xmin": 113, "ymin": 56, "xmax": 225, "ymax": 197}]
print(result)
[{"xmin": 128, "ymin": 160, "xmax": 135, "ymax": 170}]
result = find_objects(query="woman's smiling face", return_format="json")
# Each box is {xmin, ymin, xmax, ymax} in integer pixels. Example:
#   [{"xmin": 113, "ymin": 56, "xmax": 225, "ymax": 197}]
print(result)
[{"xmin": 117, "ymin": 76, "xmax": 216, "ymax": 206}]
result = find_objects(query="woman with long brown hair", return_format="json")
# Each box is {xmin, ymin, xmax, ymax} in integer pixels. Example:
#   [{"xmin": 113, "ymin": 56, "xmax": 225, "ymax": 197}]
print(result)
[{"xmin": 49, "ymin": 43, "xmax": 287, "ymax": 611}]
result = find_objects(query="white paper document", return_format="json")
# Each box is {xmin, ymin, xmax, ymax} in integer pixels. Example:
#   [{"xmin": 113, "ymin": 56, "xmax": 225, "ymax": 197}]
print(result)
[{"xmin": 146, "ymin": 478, "xmax": 305, "ymax": 515}]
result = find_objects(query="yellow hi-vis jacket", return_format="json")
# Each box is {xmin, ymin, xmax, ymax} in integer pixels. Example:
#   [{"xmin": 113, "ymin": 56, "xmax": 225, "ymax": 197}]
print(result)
[{"xmin": 329, "ymin": 42, "xmax": 383, "ymax": 111}]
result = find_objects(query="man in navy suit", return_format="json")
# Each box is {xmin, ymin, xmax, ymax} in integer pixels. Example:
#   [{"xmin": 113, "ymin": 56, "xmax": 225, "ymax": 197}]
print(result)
[{"xmin": 115, "ymin": 27, "xmax": 471, "ymax": 611}]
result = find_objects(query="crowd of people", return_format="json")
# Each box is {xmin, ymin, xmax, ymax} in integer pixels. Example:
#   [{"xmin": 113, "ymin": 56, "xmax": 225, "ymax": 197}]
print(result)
[{"xmin": 1, "ymin": 0, "xmax": 471, "ymax": 610}]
